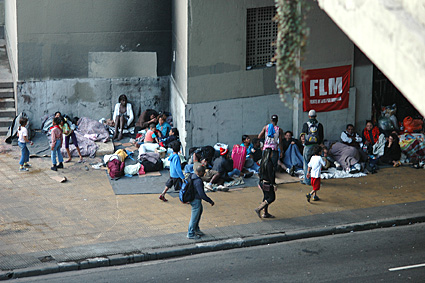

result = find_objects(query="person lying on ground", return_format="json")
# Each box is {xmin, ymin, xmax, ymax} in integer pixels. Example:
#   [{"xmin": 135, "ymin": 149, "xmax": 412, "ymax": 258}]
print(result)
[
  {"xmin": 55, "ymin": 111, "xmax": 83, "ymax": 163},
  {"xmin": 112, "ymin": 94, "xmax": 134, "ymax": 141}
]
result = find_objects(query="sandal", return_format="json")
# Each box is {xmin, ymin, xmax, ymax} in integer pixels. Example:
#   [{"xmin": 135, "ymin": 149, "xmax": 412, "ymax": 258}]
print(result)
[{"xmin": 394, "ymin": 161, "xmax": 401, "ymax": 167}]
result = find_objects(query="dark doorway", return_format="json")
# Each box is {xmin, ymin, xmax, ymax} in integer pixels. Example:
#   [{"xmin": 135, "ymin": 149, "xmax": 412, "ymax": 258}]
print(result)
[{"xmin": 372, "ymin": 66, "xmax": 423, "ymax": 126}]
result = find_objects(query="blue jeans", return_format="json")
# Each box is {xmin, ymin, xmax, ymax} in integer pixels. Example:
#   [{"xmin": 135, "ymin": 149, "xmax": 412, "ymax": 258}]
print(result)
[
  {"xmin": 187, "ymin": 198, "xmax": 203, "ymax": 237},
  {"xmin": 51, "ymin": 140, "xmax": 64, "ymax": 165},
  {"xmin": 303, "ymin": 144, "xmax": 315, "ymax": 185},
  {"xmin": 228, "ymin": 168, "xmax": 241, "ymax": 177},
  {"xmin": 18, "ymin": 142, "xmax": 29, "ymax": 166}
]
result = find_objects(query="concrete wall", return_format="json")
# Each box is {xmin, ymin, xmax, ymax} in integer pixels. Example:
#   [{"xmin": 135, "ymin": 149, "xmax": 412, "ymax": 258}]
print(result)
[
  {"xmin": 296, "ymin": 0, "xmax": 356, "ymax": 141},
  {"xmin": 17, "ymin": 77, "xmax": 169, "ymax": 129},
  {"xmin": 15, "ymin": 0, "xmax": 171, "ymax": 80},
  {"xmin": 317, "ymin": 0, "xmax": 425, "ymax": 117},
  {"xmin": 187, "ymin": 0, "xmax": 277, "ymax": 104},
  {"xmin": 186, "ymin": 94, "xmax": 293, "ymax": 150},
  {"xmin": 171, "ymin": 0, "xmax": 188, "ymax": 103},
  {"xmin": 0, "ymin": 0, "xmax": 5, "ymax": 25},
  {"xmin": 4, "ymin": 0, "xmax": 17, "ymax": 79},
  {"xmin": 171, "ymin": 0, "xmax": 370, "ymax": 150},
  {"xmin": 353, "ymin": 46, "xmax": 373, "ymax": 131}
]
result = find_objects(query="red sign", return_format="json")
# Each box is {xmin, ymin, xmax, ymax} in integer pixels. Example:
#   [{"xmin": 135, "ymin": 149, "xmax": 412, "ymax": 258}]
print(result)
[{"xmin": 302, "ymin": 65, "xmax": 351, "ymax": 112}]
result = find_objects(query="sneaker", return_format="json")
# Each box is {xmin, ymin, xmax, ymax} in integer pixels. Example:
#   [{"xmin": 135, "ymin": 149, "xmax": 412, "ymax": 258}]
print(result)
[
  {"xmin": 205, "ymin": 183, "xmax": 214, "ymax": 192},
  {"xmin": 187, "ymin": 234, "xmax": 201, "ymax": 239},
  {"xmin": 217, "ymin": 186, "xmax": 229, "ymax": 192},
  {"xmin": 306, "ymin": 193, "xmax": 311, "ymax": 203},
  {"xmin": 313, "ymin": 195, "xmax": 320, "ymax": 201},
  {"xmin": 243, "ymin": 172, "xmax": 254, "ymax": 179},
  {"xmin": 19, "ymin": 167, "xmax": 29, "ymax": 172},
  {"xmin": 24, "ymin": 163, "xmax": 32, "ymax": 168},
  {"xmin": 262, "ymin": 213, "xmax": 275, "ymax": 218},
  {"xmin": 195, "ymin": 230, "xmax": 205, "ymax": 236},
  {"xmin": 289, "ymin": 166, "xmax": 295, "ymax": 177},
  {"xmin": 57, "ymin": 162, "xmax": 64, "ymax": 169},
  {"xmin": 159, "ymin": 195, "xmax": 168, "ymax": 202},
  {"xmin": 51, "ymin": 165, "xmax": 57, "ymax": 171}
]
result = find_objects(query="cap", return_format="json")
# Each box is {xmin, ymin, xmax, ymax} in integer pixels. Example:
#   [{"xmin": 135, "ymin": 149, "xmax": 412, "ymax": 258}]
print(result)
[
  {"xmin": 220, "ymin": 147, "xmax": 228, "ymax": 156},
  {"xmin": 271, "ymin": 115, "xmax": 278, "ymax": 121},
  {"xmin": 308, "ymin": 109, "xmax": 316, "ymax": 117}
]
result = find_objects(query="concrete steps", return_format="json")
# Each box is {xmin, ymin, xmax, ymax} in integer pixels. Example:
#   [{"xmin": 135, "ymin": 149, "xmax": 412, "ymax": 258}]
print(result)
[
  {"xmin": 0, "ymin": 98, "xmax": 15, "ymax": 108},
  {"xmin": 0, "ymin": 111, "xmax": 13, "ymax": 135},
  {"xmin": 0, "ymin": 38, "xmax": 15, "ymax": 135},
  {"xmin": 0, "ymin": 88, "xmax": 13, "ymax": 98}
]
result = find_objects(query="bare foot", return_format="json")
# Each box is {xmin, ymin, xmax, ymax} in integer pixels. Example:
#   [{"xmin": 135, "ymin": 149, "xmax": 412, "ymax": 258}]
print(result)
[{"xmin": 117, "ymin": 133, "xmax": 123, "ymax": 141}]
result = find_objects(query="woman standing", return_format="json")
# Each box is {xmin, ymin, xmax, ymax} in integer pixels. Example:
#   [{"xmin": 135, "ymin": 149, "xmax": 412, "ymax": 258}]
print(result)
[{"xmin": 255, "ymin": 148, "xmax": 277, "ymax": 219}]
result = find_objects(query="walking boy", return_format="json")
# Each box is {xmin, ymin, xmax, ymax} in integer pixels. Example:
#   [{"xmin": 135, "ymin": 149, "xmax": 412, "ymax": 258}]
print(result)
[
  {"xmin": 187, "ymin": 165, "xmax": 214, "ymax": 239},
  {"xmin": 159, "ymin": 141, "xmax": 185, "ymax": 202},
  {"xmin": 306, "ymin": 145, "xmax": 326, "ymax": 202}
]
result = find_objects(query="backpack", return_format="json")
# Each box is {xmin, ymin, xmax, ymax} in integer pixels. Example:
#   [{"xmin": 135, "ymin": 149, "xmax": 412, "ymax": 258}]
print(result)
[
  {"xmin": 141, "ymin": 159, "xmax": 163, "ymax": 172},
  {"xmin": 179, "ymin": 175, "xmax": 196, "ymax": 203},
  {"xmin": 107, "ymin": 158, "xmax": 125, "ymax": 180},
  {"xmin": 306, "ymin": 121, "xmax": 319, "ymax": 143}
]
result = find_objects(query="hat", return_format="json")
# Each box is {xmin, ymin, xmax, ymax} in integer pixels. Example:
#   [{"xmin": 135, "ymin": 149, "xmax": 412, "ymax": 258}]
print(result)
[
  {"xmin": 271, "ymin": 115, "xmax": 278, "ymax": 122},
  {"xmin": 220, "ymin": 147, "xmax": 228, "ymax": 156},
  {"xmin": 308, "ymin": 109, "xmax": 316, "ymax": 117}
]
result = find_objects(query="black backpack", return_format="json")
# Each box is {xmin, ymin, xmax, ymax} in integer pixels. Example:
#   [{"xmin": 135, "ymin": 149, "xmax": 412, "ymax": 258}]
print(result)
[{"xmin": 179, "ymin": 174, "xmax": 196, "ymax": 203}]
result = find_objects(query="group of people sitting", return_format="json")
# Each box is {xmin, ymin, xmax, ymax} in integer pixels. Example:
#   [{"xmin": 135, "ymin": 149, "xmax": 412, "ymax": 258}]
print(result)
[
  {"xmin": 111, "ymin": 94, "xmax": 175, "ymax": 143},
  {"xmin": 113, "ymin": 94, "xmax": 406, "ymax": 185}
]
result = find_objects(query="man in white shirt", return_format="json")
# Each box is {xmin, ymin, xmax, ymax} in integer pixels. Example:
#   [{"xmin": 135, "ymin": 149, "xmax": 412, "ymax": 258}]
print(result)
[{"xmin": 341, "ymin": 124, "xmax": 368, "ymax": 161}]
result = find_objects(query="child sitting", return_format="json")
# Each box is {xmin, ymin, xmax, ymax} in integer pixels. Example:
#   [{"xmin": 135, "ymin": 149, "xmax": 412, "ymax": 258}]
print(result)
[
  {"xmin": 138, "ymin": 124, "xmax": 160, "ymax": 158},
  {"xmin": 156, "ymin": 114, "xmax": 171, "ymax": 139},
  {"xmin": 159, "ymin": 128, "xmax": 179, "ymax": 148}
]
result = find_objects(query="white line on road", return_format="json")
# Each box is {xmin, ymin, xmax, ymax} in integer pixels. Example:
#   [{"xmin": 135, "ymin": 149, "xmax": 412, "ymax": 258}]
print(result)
[{"xmin": 389, "ymin": 263, "xmax": 425, "ymax": 272}]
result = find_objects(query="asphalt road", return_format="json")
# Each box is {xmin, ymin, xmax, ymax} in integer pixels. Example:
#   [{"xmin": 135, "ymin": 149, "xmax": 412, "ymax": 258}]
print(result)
[{"xmin": 16, "ymin": 223, "xmax": 425, "ymax": 282}]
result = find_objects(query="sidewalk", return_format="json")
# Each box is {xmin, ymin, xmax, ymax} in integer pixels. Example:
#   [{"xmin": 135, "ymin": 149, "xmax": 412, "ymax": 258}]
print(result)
[{"xmin": 1, "ymin": 138, "xmax": 425, "ymax": 279}]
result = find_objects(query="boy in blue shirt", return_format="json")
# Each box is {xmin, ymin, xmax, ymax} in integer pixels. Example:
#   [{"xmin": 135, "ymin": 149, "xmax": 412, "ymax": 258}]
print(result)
[{"xmin": 159, "ymin": 141, "xmax": 184, "ymax": 202}]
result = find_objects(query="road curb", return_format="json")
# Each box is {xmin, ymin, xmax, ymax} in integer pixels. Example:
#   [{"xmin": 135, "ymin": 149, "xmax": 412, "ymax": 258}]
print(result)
[{"xmin": 2, "ymin": 214, "xmax": 425, "ymax": 280}]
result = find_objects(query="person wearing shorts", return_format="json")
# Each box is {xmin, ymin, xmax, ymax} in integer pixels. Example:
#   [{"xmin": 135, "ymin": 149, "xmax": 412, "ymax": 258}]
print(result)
[{"xmin": 306, "ymin": 145, "xmax": 326, "ymax": 202}]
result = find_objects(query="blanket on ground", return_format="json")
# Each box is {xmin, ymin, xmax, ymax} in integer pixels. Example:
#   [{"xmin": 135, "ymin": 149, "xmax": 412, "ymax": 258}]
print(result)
[
  {"xmin": 77, "ymin": 117, "xmax": 110, "ymax": 142},
  {"xmin": 400, "ymin": 139, "xmax": 425, "ymax": 163},
  {"xmin": 321, "ymin": 167, "xmax": 367, "ymax": 179},
  {"xmin": 329, "ymin": 142, "xmax": 360, "ymax": 170},
  {"xmin": 61, "ymin": 131, "xmax": 98, "ymax": 158},
  {"xmin": 283, "ymin": 144, "xmax": 303, "ymax": 170}
]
